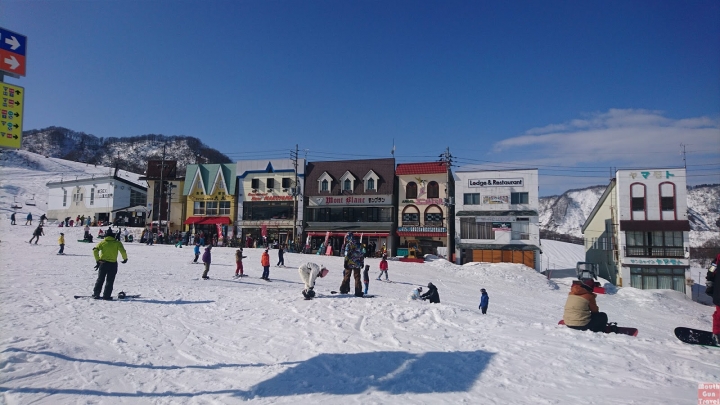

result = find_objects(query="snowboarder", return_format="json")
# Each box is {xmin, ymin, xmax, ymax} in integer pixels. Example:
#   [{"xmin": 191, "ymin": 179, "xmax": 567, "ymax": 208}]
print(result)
[
  {"xmin": 377, "ymin": 254, "xmax": 389, "ymax": 281},
  {"xmin": 122, "ymin": 228, "xmax": 129, "ymax": 242},
  {"xmin": 339, "ymin": 232, "xmax": 365, "ymax": 297},
  {"xmin": 277, "ymin": 245, "xmax": 285, "ymax": 267},
  {"xmin": 260, "ymin": 249, "xmax": 271, "ymax": 280},
  {"xmin": 705, "ymin": 253, "xmax": 720, "ymax": 345},
  {"xmin": 363, "ymin": 264, "xmax": 370, "ymax": 295},
  {"xmin": 420, "ymin": 282, "xmax": 440, "ymax": 303},
  {"xmin": 298, "ymin": 262, "xmax": 329, "ymax": 299},
  {"xmin": 409, "ymin": 286, "xmax": 423, "ymax": 300},
  {"xmin": 83, "ymin": 225, "xmax": 92, "ymax": 242},
  {"xmin": 58, "ymin": 232, "xmax": 65, "ymax": 255},
  {"xmin": 92, "ymin": 229, "xmax": 128, "ymax": 300},
  {"xmin": 235, "ymin": 248, "xmax": 247, "ymax": 277},
  {"xmin": 10, "ymin": 212, "xmax": 16, "ymax": 225},
  {"xmin": 562, "ymin": 279, "xmax": 609, "ymax": 333},
  {"xmin": 25, "ymin": 212, "xmax": 32, "ymax": 225},
  {"xmin": 479, "ymin": 288, "xmax": 489, "ymax": 314},
  {"xmin": 193, "ymin": 242, "xmax": 201, "ymax": 263},
  {"xmin": 201, "ymin": 246, "xmax": 212, "ymax": 279},
  {"xmin": 39, "ymin": 213, "xmax": 47, "ymax": 225},
  {"xmin": 29, "ymin": 224, "xmax": 44, "ymax": 244}
]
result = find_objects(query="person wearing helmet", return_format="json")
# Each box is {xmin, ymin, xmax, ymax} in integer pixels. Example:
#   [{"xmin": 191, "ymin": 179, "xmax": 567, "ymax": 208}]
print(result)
[
  {"xmin": 563, "ymin": 278, "xmax": 608, "ymax": 332},
  {"xmin": 339, "ymin": 232, "xmax": 365, "ymax": 296},
  {"xmin": 298, "ymin": 262, "xmax": 329, "ymax": 299},
  {"xmin": 420, "ymin": 282, "xmax": 440, "ymax": 303}
]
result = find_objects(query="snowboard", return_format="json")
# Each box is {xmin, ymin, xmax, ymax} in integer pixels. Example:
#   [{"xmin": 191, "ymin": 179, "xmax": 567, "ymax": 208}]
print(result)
[
  {"xmin": 74, "ymin": 294, "xmax": 140, "ymax": 300},
  {"xmin": 329, "ymin": 291, "xmax": 375, "ymax": 298},
  {"xmin": 558, "ymin": 320, "xmax": 638, "ymax": 337},
  {"xmin": 674, "ymin": 327, "xmax": 718, "ymax": 347}
]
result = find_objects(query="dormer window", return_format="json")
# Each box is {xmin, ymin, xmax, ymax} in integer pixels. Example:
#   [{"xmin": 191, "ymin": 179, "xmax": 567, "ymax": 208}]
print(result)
[
  {"xmin": 363, "ymin": 170, "xmax": 379, "ymax": 192},
  {"xmin": 339, "ymin": 171, "xmax": 357, "ymax": 193},
  {"xmin": 317, "ymin": 171, "xmax": 333, "ymax": 193},
  {"xmin": 344, "ymin": 179, "xmax": 352, "ymax": 190},
  {"xmin": 321, "ymin": 179, "xmax": 329, "ymax": 191}
]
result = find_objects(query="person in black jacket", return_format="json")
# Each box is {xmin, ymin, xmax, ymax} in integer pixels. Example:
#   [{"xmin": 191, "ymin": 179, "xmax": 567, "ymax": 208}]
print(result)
[
  {"xmin": 706, "ymin": 253, "xmax": 720, "ymax": 346},
  {"xmin": 420, "ymin": 282, "xmax": 440, "ymax": 303}
]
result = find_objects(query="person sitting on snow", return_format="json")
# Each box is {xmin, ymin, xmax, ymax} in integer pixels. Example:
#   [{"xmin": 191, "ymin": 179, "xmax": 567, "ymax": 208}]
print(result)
[
  {"xmin": 420, "ymin": 283, "xmax": 440, "ymax": 303},
  {"xmin": 298, "ymin": 262, "xmax": 329, "ymax": 299},
  {"xmin": 563, "ymin": 279, "xmax": 609, "ymax": 333},
  {"xmin": 409, "ymin": 286, "xmax": 423, "ymax": 300}
]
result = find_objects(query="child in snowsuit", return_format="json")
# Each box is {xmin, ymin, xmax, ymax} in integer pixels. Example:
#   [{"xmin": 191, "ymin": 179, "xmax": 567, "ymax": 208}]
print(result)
[
  {"xmin": 201, "ymin": 246, "xmax": 212, "ymax": 279},
  {"xmin": 235, "ymin": 249, "xmax": 247, "ymax": 277},
  {"xmin": 363, "ymin": 265, "xmax": 370, "ymax": 295},
  {"xmin": 479, "ymin": 288, "xmax": 489, "ymax": 314},
  {"xmin": 705, "ymin": 254, "xmax": 720, "ymax": 345},
  {"xmin": 409, "ymin": 287, "xmax": 423, "ymax": 300},
  {"xmin": 377, "ymin": 255, "xmax": 389, "ymax": 281},
  {"xmin": 29, "ymin": 225, "xmax": 44, "ymax": 244},
  {"xmin": 193, "ymin": 243, "xmax": 201, "ymax": 263},
  {"xmin": 420, "ymin": 283, "xmax": 440, "ymax": 303},
  {"xmin": 58, "ymin": 232, "xmax": 65, "ymax": 255},
  {"xmin": 261, "ymin": 249, "xmax": 271, "ymax": 280}
]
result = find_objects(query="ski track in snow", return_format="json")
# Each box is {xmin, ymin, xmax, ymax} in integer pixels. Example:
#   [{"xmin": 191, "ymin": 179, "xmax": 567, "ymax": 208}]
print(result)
[{"xmin": 1, "ymin": 150, "xmax": 719, "ymax": 404}]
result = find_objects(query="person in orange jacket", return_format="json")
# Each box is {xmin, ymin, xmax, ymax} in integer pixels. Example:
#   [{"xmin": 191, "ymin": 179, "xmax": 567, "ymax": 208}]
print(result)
[
  {"xmin": 260, "ymin": 248, "xmax": 271, "ymax": 280},
  {"xmin": 563, "ymin": 279, "xmax": 609, "ymax": 332}
]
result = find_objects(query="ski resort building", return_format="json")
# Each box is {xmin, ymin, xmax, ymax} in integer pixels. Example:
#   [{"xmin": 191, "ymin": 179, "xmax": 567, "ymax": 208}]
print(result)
[
  {"xmin": 582, "ymin": 168, "xmax": 691, "ymax": 297},
  {"xmin": 235, "ymin": 159, "xmax": 305, "ymax": 248},
  {"xmin": 140, "ymin": 160, "xmax": 186, "ymax": 234},
  {"xmin": 304, "ymin": 158, "xmax": 396, "ymax": 256},
  {"xmin": 182, "ymin": 164, "xmax": 237, "ymax": 245},
  {"xmin": 395, "ymin": 162, "xmax": 454, "ymax": 258},
  {"xmin": 46, "ymin": 171, "xmax": 148, "ymax": 225},
  {"xmin": 453, "ymin": 169, "xmax": 541, "ymax": 270}
]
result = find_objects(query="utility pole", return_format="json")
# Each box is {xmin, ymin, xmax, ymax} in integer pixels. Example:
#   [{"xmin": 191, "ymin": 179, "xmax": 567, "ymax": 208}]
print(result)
[
  {"xmin": 291, "ymin": 144, "xmax": 299, "ymax": 251},
  {"xmin": 681, "ymin": 143, "xmax": 687, "ymax": 169},
  {"xmin": 158, "ymin": 144, "xmax": 166, "ymax": 238},
  {"xmin": 439, "ymin": 147, "xmax": 454, "ymax": 261}
]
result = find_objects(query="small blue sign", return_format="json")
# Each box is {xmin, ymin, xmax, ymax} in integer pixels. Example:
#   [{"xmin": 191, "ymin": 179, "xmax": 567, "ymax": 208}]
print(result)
[{"xmin": 0, "ymin": 27, "xmax": 27, "ymax": 56}]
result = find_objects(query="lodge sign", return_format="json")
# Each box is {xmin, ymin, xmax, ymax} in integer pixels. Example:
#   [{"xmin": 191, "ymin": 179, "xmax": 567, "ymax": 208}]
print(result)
[{"xmin": 469, "ymin": 178, "xmax": 523, "ymax": 188}]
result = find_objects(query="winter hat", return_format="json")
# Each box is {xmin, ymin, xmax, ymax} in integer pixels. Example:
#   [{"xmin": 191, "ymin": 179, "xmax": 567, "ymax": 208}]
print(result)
[
  {"xmin": 60, "ymin": 232, "xmax": 64, "ymax": 235},
  {"xmin": 582, "ymin": 278, "xmax": 595, "ymax": 289},
  {"xmin": 105, "ymin": 229, "xmax": 114, "ymax": 238},
  {"xmin": 427, "ymin": 282, "xmax": 435, "ymax": 289},
  {"xmin": 481, "ymin": 288, "xmax": 486, "ymax": 293},
  {"xmin": 319, "ymin": 268, "xmax": 329, "ymax": 278}
]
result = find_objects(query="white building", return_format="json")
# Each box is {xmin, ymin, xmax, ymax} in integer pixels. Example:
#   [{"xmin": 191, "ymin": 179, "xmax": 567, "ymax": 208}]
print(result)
[
  {"xmin": 453, "ymin": 169, "xmax": 541, "ymax": 270},
  {"xmin": 46, "ymin": 174, "xmax": 148, "ymax": 225},
  {"xmin": 582, "ymin": 168, "xmax": 691, "ymax": 297}
]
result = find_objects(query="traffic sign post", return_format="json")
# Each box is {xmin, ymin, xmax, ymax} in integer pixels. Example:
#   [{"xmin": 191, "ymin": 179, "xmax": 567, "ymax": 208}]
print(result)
[
  {"xmin": 0, "ymin": 27, "xmax": 27, "ymax": 77},
  {"xmin": 0, "ymin": 82, "xmax": 24, "ymax": 149}
]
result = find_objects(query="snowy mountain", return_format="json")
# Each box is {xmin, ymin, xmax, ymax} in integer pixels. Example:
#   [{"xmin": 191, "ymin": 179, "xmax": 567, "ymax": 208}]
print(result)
[{"xmin": 21, "ymin": 126, "xmax": 232, "ymax": 175}]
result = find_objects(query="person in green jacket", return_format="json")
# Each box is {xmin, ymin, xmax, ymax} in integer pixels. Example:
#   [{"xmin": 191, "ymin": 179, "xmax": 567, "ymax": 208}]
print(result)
[{"xmin": 92, "ymin": 229, "xmax": 128, "ymax": 300}]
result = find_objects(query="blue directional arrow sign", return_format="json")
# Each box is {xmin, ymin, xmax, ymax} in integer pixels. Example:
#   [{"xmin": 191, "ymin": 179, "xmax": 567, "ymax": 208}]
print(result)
[{"xmin": 0, "ymin": 27, "xmax": 27, "ymax": 56}]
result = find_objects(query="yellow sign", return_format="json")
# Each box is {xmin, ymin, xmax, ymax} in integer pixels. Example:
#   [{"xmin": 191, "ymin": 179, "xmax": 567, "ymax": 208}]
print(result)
[{"xmin": 0, "ymin": 82, "xmax": 24, "ymax": 149}]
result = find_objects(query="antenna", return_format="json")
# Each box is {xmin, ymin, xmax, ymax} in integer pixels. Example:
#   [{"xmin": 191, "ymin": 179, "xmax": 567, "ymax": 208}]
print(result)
[
  {"xmin": 680, "ymin": 143, "xmax": 687, "ymax": 169},
  {"xmin": 391, "ymin": 138, "xmax": 395, "ymax": 157}
]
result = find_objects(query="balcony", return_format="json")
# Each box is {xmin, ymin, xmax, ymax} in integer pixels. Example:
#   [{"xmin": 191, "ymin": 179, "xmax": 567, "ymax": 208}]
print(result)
[
  {"xmin": 402, "ymin": 220, "xmax": 420, "ymax": 227},
  {"xmin": 424, "ymin": 220, "xmax": 444, "ymax": 227},
  {"xmin": 624, "ymin": 246, "xmax": 684, "ymax": 258}
]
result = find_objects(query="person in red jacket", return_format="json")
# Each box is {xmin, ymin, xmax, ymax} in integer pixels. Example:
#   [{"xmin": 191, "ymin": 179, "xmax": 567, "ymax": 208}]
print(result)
[
  {"xmin": 377, "ymin": 254, "xmax": 389, "ymax": 281},
  {"xmin": 706, "ymin": 253, "xmax": 720, "ymax": 346},
  {"xmin": 260, "ymin": 249, "xmax": 271, "ymax": 280},
  {"xmin": 563, "ymin": 279, "xmax": 609, "ymax": 332}
]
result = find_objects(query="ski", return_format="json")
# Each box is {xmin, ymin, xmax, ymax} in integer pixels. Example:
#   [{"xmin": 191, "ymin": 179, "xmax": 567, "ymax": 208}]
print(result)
[{"xmin": 675, "ymin": 327, "xmax": 719, "ymax": 347}]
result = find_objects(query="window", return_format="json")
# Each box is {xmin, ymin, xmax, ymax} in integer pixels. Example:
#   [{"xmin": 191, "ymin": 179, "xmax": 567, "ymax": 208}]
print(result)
[
  {"xmin": 625, "ymin": 231, "xmax": 684, "ymax": 257},
  {"xmin": 130, "ymin": 189, "xmax": 145, "ymax": 206},
  {"xmin": 194, "ymin": 201, "xmax": 205, "ymax": 215},
  {"xmin": 282, "ymin": 178, "xmax": 291, "ymax": 188},
  {"xmin": 460, "ymin": 218, "xmax": 495, "ymax": 239},
  {"xmin": 344, "ymin": 179, "xmax": 352, "ymax": 191},
  {"xmin": 206, "ymin": 201, "xmax": 218, "ymax": 216},
  {"xmin": 267, "ymin": 178, "xmax": 275, "ymax": 190},
  {"xmin": 402, "ymin": 212, "xmax": 420, "ymax": 226},
  {"xmin": 427, "ymin": 181, "xmax": 439, "ymax": 198},
  {"xmin": 425, "ymin": 211, "xmax": 443, "ymax": 226},
  {"xmin": 661, "ymin": 197, "xmax": 674, "ymax": 211},
  {"xmin": 363, "ymin": 170, "xmax": 379, "ymax": 192},
  {"xmin": 406, "ymin": 182, "xmax": 417, "ymax": 199},
  {"xmin": 631, "ymin": 197, "xmax": 645, "ymax": 211},
  {"xmin": 219, "ymin": 201, "xmax": 230, "ymax": 215},
  {"xmin": 511, "ymin": 192, "xmax": 529, "ymax": 204},
  {"xmin": 511, "ymin": 219, "xmax": 530, "ymax": 240},
  {"xmin": 63, "ymin": 190, "xmax": 67, "ymax": 207},
  {"xmin": 630, "ymin": 267, "xmax": 685, "ymax": 293},
  {"xmin": 90, "ymin": 188, "xmax": 95, "ymax": 205},
  {"xmin": 463, "ymin": 193, "xmax": 480, "ymax": 205},
  {"xmin": 321, "ymin": 179, "xmax": 329, "ymax": 191},
  {"xmin": 367, "ymin": 178, "xmax": 375, "ymax": 190},
  {"xmin": 251, "ymin": 178, "xmax": 260, "ymax": 190}
]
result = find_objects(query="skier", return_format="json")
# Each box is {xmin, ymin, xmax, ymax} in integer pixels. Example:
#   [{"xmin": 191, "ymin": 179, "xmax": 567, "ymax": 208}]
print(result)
[
  {"xmin": 277, "ymin": 245, "xmax": 285, "ymax": 267},
  {"xmin": 562, "ymin": 279, "xmax": 609, "ymax": 333},
  {"xmin": 260, "ymin": 248, "xmax": 271, "ymax": 280},
  {"xmin": 10, "ymin": 212, "xmax": 16, "ymax": 225},
  {"xmin": 420, "ymin": 282, "xmax": 440, "ymax": 303},
  {"xmin": 29, "ymin": 224, "xmax": 44, "ymax": 244},
  {"xmin": 479, "ymin": 288, "xmax": 489, "ymax": 314},
  {"xmin": 705, "ymin": 253, "xmax": 720, "ymax": 345},
  {"xmin": 193, "ymin": 242, "xmax": 201, "ymax": 263},
  {"xmin": 92, "ymin": 229, "xmax": 128, "ymax": 300},
  {"xmin": 409, "ymin": 286, "xmax": 423, "ymax": 300},
  {"xmin": 298, "ymin": 262, "xmax": 329, "ymax": 299},
  {"xmin": 122, "ymin": 228, "xmax": 129, "ymax": 242},
  {"xmin": 363, "ymin": 264, "xmax": 370, "ymax": 295},
  {"xmin": 339, "ymin": 232, "xmax": 365, "ymax": 297},
  {"xmin": 25, "ymin": 212, "xmax": 32, "ymax": 225},
  {"xmin": 39, "ymin": 213, "xmax": 47, "ymax": 225},
  {"xmin": 235, "ymin": 248, "xmax": 247, "ymax": 277},
  {"xmin": 58, "ymin": 232, "xmax": 65, "ymax": 255},
  {"xmin": 377, "ymin": 254, "xmax": 389, "ymax": 281},
  {"xmin": 201, "ymin": 245, "xmax": 212, "ymax": 279}
]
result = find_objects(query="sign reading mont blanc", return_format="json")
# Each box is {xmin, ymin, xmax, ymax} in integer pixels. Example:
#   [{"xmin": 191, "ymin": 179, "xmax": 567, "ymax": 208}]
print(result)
[
  {"xmin": 309, "ymin": 195, "xmax": 393, "ymax": 206},
  {"xmin": 0, "ymin": 82, "xmax": 24, "ymax": 149},
  {"xmin": 0, "ymin": 27, "xmax": 27, "ymax": 77},
  {"xmin": 468, "ymin": 178, "xmax": 523, "ymax": 188}
]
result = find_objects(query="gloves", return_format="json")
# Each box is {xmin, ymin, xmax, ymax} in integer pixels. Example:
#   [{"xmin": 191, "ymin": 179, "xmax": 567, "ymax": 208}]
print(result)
[
  {"xmin": 94, "ymin": 261, "xmax": 101, "ymax": 270},
  {"xmin": 707, "ymin": 280, "xmax": 714, "ymax": 296},
  {"xmin": 121, "ymin": 259, "xmax": 128, "ymax": 264}
]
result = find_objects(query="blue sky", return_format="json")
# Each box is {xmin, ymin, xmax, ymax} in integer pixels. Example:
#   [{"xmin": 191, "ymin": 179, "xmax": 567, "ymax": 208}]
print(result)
[{"xmin": 2, "ymin": 0, "xmax": 719, "ymax": 195}]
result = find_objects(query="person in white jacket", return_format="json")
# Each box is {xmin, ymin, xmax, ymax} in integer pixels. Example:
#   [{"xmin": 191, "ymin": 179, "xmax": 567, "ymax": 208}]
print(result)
[
  {"xmin": 409, "ymin": 286, "xmax": 423, "ymax": 301},
  {"xmin": 298, "ymin": 262, "xmax": 329, "ymax": 299}
]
